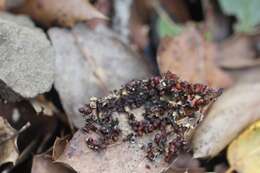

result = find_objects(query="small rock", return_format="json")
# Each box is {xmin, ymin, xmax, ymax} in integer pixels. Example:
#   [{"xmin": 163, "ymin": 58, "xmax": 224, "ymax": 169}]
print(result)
[
  {"xmin": 0, "ymin": 14, "xmax": 54, "ymax": 101},
  {"xmin": 0, "ymin": 12, "xmax": 35, "ymax": 28}
]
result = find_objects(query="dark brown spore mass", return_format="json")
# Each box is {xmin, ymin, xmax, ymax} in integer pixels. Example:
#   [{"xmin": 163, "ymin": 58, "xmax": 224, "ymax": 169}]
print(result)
[{"xmin": 79, "ymin": 72, "xmax": 222, "ymax": 163}]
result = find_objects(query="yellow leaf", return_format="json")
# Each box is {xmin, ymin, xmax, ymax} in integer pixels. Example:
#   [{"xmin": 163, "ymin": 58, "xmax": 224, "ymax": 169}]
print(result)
[{"xmin": 227, "ymin": 120, "xmax": 260, "ymax": 173}]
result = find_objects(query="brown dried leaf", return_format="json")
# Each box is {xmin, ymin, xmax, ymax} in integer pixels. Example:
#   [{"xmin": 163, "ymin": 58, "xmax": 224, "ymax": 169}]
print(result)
[
  {"xmin": 0, "ymin": 0, "xmax": 5, "ymax": 10},
  {"xmin": 86, "ymin": 0, "xmax": 112, "ymax": 28},
  {"xmin": 56, "ymin": 73, "xmax": 221, "ymax": 173},
  {"xmin": 192, "ymin": 83, "xmax": 260, "ymax": 158},
  {"xmin": 32, "ymin": 154, "xmax": 75, "ymax": 173},
  {"xmin": 57, "ymin": 130, "xmax": 169, "ymax": 173},
  {"xmin": 217, "ymin": 35, "xmax": 260, "ymax": 69},
  {"xmin": 130, "ymin": 12, "xmax": 149, "ymax": 51},
  {"xmin": 0, "ymin": 116, "xmax": 18, "ymax": 165},
  {"xmin": 157, "ymin": 25, "xmax": 232, "ymax": 88},
  {"xmin": 52, "ymin": 137, "xmax": 69, "ymax": 161},
  {"xmin": 13, "ymin": 0, "xmax": 107, "ymax": 27}
]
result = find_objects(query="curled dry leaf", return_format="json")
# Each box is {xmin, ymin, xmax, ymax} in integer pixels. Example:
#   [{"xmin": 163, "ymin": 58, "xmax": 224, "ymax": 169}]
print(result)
[
  {"xmin": 48, "ymin": 24, "xmax": 152, "ymax": 127},
  {"xmin": 12, "ymin": 0, "xmax": 106, "ymax": 27},
  {"xmin": 52, "ymin": 137, "xmax": 69, "ymax": 161},
  {"xmin": 32, "ymin": 154, "xmax": 75, "ymax": 173},
  {"xmin": 227, "ymin": 120, "xmax": 260, "ymax": 173},
  {"xmin": 86, "ymin": 0, "xmax": 112, "ymax": 27},
  {"xmin": 157, "ymin": 25, "xmax": 232, "ymax": 88},
  {"xmin": 57, "ymin": 73, "xmax": 221, "ymax": 173},
  {"xmin": 217, "ymin": 35, "xmax": 260, "ymax": 69},
  {"xmin": 0, "ymin": 116, "xmax": 18, "ymax": 165},
  {"xmin": 192, "ymin": 83, "xmax": 260, "ymax": 158}
]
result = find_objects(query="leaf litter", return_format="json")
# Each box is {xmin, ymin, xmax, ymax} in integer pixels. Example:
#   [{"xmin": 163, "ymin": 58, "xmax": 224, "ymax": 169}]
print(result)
[
  {"xmin": 1, "ymin": 0, "xmax": 260, "ymax": 172},
  {"xmin": 11, "ymin": 0, "xmax": 107, "ymax": 27},
  {"xmin": 157, "ymin": 24, "xmax": 233, "ymax": 88},
  {"xmin": 57, "ymin": 72, "xmax": 221, "ymax": 173}
]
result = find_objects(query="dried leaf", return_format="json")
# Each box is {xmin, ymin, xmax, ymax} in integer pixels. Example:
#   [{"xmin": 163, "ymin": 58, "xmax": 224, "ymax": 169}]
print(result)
[
  {"xmin": 227, "ymin": 120, "xmax": 260, "ymax": 173},
  {"xmin": 57, "ymin": 73, "xmax": 221, "ymax": 173},
  {"xmin": 0, "ymin": 116, "xmax": 18, "ymax": 165},
  {"xmin": 52, "ymin": 137, "xmax": 69, "ymax": 161},
  {"xmin": 32, "ymin": 154, "xmax": 75, "ymax": 173},
  {"xmin": 48, "ymin": 24, "xmax": 152, "ymax": 127},
  {"xmin": 0, "ymin": 0, "xmax": 5, "ymax": 10},
  {"xmin": 130, "ymin": 0, "xmax": 152, "ymax": 51},
  {"xmin": 13, "ymin": 0, "xmax": 107, "ymax": 27},
  {"xmin": 129, "ymin": 15, "xmax": 149, "ymax": 51},
  {"xmin": 192, "ymin": 83, "xmax": 260, "ymax": 158},
  {"xmin": 217, "ymin": 35, "xmax": 260, "ymax": 69},
  {"xmin": 157, "ymin": 15, "xmax": 183, "ymax": 38},
  {"xmin": 58, "ymin": 130, "xmax": 171, "ymax": 173},
  {"xmin": 157, "ymin": 25, "xmax": 232, "ymax": 88},
  {"xmin": 86, "ymin": 0, "xmax": 111, "ymax": 27}
]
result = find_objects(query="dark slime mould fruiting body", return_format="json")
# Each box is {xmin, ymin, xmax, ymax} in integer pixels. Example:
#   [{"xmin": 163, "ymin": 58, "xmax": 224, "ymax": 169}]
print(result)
[{"xmin": 79, "ymin": 72, "xmax": 222, "ymax": 163}]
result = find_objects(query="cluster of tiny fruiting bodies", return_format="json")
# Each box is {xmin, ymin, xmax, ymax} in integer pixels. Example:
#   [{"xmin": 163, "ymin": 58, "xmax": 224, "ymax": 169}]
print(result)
[{"xmin": 79, "ymin": 72, "xmax": 221, "ymax": 163}]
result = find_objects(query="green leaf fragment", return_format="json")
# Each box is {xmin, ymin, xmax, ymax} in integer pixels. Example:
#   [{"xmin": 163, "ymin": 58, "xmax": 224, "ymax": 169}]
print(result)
[
  {"xmin": 219, "ymin": 0, "xmax": 260, "ymax": 33},
  {"xmin": 157, "ymin": 16, "xmax": 183, "ymax": 38}
]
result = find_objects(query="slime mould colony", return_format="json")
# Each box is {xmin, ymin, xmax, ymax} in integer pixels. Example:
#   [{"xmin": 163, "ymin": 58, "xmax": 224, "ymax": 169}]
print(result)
[{"xmin": 79, "ymin": 72, "xmax": 222, "ymax": 163}]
